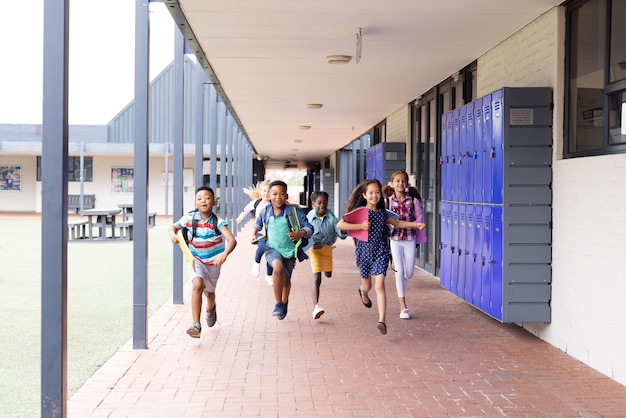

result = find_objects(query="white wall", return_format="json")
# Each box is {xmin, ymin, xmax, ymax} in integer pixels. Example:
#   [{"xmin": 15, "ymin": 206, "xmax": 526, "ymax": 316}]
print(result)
[
  {"xmin": 0, "ymin": 154, "xmax": 197, "ymax": 216},
  {"xmin": 478, "ymin": 7, "xmax": 626, "ymax": 385}
]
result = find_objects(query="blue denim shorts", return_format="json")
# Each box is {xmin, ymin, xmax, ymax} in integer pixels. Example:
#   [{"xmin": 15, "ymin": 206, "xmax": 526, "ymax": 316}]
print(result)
[{"xmin": 265, "ymin": 247, "xmax": 296, "ymax": 280}]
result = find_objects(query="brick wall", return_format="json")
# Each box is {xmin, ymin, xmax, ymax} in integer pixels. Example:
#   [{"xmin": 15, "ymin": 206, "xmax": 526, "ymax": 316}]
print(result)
[{"xmin": 477, "ymin": 7, "xmax": 626, "ymax": 386}]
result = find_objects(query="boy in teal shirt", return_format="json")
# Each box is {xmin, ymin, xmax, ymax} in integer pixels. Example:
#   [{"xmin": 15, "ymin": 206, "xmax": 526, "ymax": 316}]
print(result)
[{"xmin": 252, "ymin": 180, "xmax": 313, "ymax": 320}]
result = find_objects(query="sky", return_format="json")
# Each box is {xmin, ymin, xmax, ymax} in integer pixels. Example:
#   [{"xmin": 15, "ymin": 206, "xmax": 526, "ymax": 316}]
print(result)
[{"xmin": 0, "ymin": 0, "xmax": 174, "ymax": 125}]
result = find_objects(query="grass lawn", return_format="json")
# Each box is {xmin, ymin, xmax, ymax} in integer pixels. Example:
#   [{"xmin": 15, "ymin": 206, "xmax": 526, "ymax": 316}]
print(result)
[{"xmin": 0, "ymin": 215, "xmax": 176, "ymax": 417}]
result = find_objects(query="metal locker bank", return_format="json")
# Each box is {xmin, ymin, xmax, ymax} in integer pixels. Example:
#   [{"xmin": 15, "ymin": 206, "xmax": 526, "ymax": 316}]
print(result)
[{"xmin": 439, "ymin": 87, "xmax": 552, "ymax": 323}]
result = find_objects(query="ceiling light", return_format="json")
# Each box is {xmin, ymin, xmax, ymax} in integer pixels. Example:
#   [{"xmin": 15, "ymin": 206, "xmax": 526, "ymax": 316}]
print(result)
[
  {"xmin": 293, "ymin": 139, "xmax": 303, "ymax": 143},
  {"xmin": 326, "ymin": 55, "xmax": 352, "ymax": 64},
  {"xmin": 307, "ymin": 103, "xmax": 323, "ymax": 109},
  {"xmin": 291, "ymin": 148, "xmax": 299, "ymax": 152},
  {"xmin": 299, "ymin": 125, "xmax": 311, "ymax": 130}
]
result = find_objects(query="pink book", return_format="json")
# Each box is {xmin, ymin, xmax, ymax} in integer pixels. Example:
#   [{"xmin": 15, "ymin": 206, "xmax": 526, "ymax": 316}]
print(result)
[{"xmin": 342, "ymin": 207, "xmax": 369, "ymax": 242}]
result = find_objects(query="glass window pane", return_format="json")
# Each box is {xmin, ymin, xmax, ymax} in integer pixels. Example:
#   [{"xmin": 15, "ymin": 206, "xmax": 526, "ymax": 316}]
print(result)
[
  {"xmin": 609, "ymin": 0, "xmax": 626, "ymax": 83},
  {"xmin": 568, "ymin": 0, "xmax": 606, "ymax": 152},
  {"xmin": 608, "ymin": 90, "xmax": 626, "ymax": 144}
]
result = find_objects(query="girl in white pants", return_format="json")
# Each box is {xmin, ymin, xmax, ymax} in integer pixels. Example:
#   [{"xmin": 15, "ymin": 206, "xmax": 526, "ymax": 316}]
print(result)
[{"xmin": 383, "ymin": 170, "xmax": 426, "ymax": 319}]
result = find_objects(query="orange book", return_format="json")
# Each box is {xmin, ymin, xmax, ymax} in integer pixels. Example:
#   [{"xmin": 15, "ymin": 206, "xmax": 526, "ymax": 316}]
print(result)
[{"xmin": 176, "ymin": 230, "xmax": 196, "ymax": 272}]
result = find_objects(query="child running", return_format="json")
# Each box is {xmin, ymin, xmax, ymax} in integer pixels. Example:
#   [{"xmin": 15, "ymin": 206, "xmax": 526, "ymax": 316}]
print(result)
[
  {"xmin": 337, "ymin": 179, "xmax": 424, "ymax": 335},
  {"xmin": 169, "ymin": 186, "xmax": 237, "ymax": 338},
  {"xmin": 252, "ymin": 180, "xmax": 313, "ymax": 320},
  {"xmin": 236, "ymin": 180, "xmax": 274, "ymax": 285},
  {"xmin": 382, "ymin": 170, "xmax": 426, "ymax": 320},
  {"xmin": 306, "ymin": 191, "xmax": 347, "ymax": 320}
]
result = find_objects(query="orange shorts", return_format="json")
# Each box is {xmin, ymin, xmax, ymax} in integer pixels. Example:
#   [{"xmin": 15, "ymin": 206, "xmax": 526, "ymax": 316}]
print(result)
[{"xmin": 309, "ymin": 244, "xmax": 333, "ymax": 273}]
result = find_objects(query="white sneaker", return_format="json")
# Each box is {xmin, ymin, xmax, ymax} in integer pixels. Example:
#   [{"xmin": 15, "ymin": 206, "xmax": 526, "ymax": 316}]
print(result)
[
  {"xmin": 251, "ymin": 262, "xmax": 260, "ymax": 277},
  {"xmin": 312, "ymin": 305, "xmax": 325, "ymax": 320},
  {"xmin": 265, "ymin": 275, "xmax": 273, "ymax": 286},
  {"xmin": 400, "ymin": 309, "xmax": 410, "ymax": 319}
]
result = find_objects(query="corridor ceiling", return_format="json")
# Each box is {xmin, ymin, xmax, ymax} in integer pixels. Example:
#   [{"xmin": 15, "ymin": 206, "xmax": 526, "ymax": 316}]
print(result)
[{"xmin": 165, "ymin": 0, "xmax": 562, "ymax": 168}]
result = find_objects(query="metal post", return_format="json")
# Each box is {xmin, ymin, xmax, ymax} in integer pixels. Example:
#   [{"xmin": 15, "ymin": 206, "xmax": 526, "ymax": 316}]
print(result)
[
  {"xmin": 132, "ymin": 0, "xmax": 150, "ymax": 349},
  {"xmin": 41, "ymin": 0, "xmax": 69, "ymax": 415},
  {"xmin": 172, "ymin": 25, "xmax": 185, "ymax": 304}
]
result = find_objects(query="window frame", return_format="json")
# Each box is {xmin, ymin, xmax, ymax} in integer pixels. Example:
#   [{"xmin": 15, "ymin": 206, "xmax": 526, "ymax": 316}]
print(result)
[
  {"xmin": 36, "ymin": 156, "xmax": 93, "ymax": 182},
  {"xmin": 564, "ymin": 0, "xmax": 626, "ymax": 157}
]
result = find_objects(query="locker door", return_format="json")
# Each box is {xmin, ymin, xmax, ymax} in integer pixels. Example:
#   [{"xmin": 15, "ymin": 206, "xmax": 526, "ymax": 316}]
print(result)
[
  {"xmin": 459, "ymin": 106, "xmax": 467, "ymax": 203},
  {"xmin": 490, "ymin": 206, "xmax": 503, "ymax": 320},
  {"xmin": 472, "ymin": 205, "xmax": 483, "ymax": 307},
  {"xmin": 466, "ymin": 102, "xmax": 475, "ymax": 204},
  {"xmin": 450, "ymin": 203, "xmax": 459, "ymax": 294},
  {"xmin": 482, "ymin": 95, "xmax": 493, "ymax": 204},
  {"xmin": 441, "ymin": 113, "xmax": 450, "ymax": 201},
  {"xmin": 473, "ymin": 98, "xmax": 483, "ymax": 203},
  {"xmin": 481, "ymin": 205, "xmax": 492, "ymax": 313},
  {"xmin": 439, "ymin": 202, "xmax": 452, "ymax": 290},
  {"xmin": 464, "ymin": 205, "xmax": 474, "ymax": 302},
  {"xmin": 491, "ymin": 90, "xmax": 504, "ymax": 205},
  {"xmin": 451, "ymin": 109, "xmax": 460, "ymax": 201},
  {"xmin": 458, "ymin": 204, "xmax": 467, "ymax": 299}
]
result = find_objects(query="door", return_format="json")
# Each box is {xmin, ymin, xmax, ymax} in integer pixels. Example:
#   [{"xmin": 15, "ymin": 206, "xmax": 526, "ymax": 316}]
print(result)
[{"xmin": 413, "ymin": 91, "xmax": 438, "ymax": 274}]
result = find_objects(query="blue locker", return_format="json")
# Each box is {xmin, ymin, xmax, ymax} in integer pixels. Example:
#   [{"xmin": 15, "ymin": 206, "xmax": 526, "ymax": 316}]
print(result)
[
  {"xmin": 441, "ymin": 113, "xmax": 450, "ymax": 201},
  {"xmin": 459, "ymin": 106, "xmax": 468, "ymax": 202},
  {"xmin": 472, "ymin": 205, "xmax": 483, "ymax": 306},
  {"xmin": 451, "ymin": 109, "xmax": 460, "ymax": 201},
  {"xmin": 439, "ymin": 88, "xmax": 552, "ymax": 323},
  {"xmin": 490, "ymin": 206, "xmax": 503, "ymax": 320},
  {"xmin": 491, "ymin": 90, "xmax": 504, "ymax": 204},
  {"xmin": 473, "ymin": 98, "xmax": 483, "ymax": 203},
  {"xmin": 481, "ymin": 205, "xmax": 492, "ymax": 314},
  {"xmin": 450, "ymin": 204, "xmax": 459, "ymax": 294},
  {"xmin": 446, "ymin": 113, "xmax": 454, "ymax": 200},
  {"xmin": 458, "ymin": 204, "xmax": 467, "ymax": 298},
  {"xmin": 482, "ymin": 95, "xmax": 493, "ymax": 204},
  {"xmin": 439, "ymin": 202, "xmax": 452, "ymax": 290},
  {"xmin": 464, "ymin": 205, "xmax": 474, "ymax": 302},
  {"xmin": 466, "ymin": 102, "xmax": 475, "ymax": 203}
]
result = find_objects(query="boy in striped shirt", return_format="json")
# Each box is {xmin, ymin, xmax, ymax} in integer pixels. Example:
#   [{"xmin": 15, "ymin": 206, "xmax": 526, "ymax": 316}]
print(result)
[{"xmin": 169, "ymin": 186, "xmax": 237, "ymax": 338}]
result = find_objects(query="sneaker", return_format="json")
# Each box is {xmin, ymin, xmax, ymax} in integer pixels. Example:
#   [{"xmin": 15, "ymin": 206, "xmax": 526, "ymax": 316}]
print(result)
[
  {"xmin": 312, "ymin": 305, "xmax": 325, "ymax": 320},
  {"xmin": 266, "ymin": 275, "xmax": 273, "ymax": 286},
  {"xmin": 206, "ymin": 305, "xmax": 217, "ymax": 327},
  {"xmin": 400, "ymin": 309, "xmax": 410, "ymax": 319},
  {"xmin": 272, "ymin": 302, "xmax": 284, "ymax": 316},
  {"xmin": 278, "ymin": 302, "xmax": 288, "ymax": 320},
  {"xmin": 186, "ymin": 322, "xmax": 201, "ymax": 338},
  {"xmin": 251, "ymin": 262, "xmax": 261, "ymax": 277}
]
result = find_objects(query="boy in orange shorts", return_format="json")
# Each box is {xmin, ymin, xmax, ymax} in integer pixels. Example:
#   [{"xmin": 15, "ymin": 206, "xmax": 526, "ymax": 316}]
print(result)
[{"xmin": 306, "ymin": 191, "xmax": 347, "ymax": 319}]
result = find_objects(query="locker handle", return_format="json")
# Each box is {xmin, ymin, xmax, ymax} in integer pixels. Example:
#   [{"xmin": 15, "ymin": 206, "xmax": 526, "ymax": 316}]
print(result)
[
  {"xmin": 490, "ymin": 147, "xmax": 495, "ymax": 158},
  {"xmin": 487, "ymin": 259, "xmax": 494, "ymax": 264}
]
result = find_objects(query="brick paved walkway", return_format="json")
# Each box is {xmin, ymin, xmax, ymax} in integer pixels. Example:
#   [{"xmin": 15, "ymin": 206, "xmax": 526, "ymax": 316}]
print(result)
[{"xmin": 68, "ymin": 223, "xmax": 626, "ymax": 417}]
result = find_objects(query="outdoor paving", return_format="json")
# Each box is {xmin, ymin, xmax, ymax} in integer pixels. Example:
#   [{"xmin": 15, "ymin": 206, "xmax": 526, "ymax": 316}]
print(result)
[{"xmin": 68, "ymin": 222, "xmax": 626, "ymax": 417}]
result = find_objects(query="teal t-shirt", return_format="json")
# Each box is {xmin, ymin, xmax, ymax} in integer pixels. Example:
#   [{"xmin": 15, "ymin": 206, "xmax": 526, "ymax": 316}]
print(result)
[{"xmin": 267, "ymin": 215, "xmax": 295, "ymax": 259}]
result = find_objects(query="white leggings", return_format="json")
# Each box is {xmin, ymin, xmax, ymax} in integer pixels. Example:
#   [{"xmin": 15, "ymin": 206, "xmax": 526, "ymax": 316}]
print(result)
[{"xmin": 389, "ymin": 238, "xmax": 416, "ymax": 298}]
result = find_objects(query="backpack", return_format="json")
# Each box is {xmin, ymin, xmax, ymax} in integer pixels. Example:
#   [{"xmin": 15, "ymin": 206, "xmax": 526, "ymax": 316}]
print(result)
[
  {"xmin": 182, "ymin": 210, "xmax": 221, "ymax": 246},
  {"xmin": 251, "ymin": 198, "xmax": 261, "ymax": 215}
]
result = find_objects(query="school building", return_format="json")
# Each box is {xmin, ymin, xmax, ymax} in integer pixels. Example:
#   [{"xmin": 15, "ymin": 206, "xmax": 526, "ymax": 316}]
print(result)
[{"xmin": 3, "ymin": 0, "xmax": 626, "ymax": 399}]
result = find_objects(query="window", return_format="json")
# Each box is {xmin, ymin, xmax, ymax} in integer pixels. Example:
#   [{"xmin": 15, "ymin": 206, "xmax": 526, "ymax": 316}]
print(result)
[
  {"xmin": 565, "ymin": 0, "xmax": 626, "ymax": 156},
  {"xmin": 36, "ymin": 156, "xmax": 93, "ymax": 181}
]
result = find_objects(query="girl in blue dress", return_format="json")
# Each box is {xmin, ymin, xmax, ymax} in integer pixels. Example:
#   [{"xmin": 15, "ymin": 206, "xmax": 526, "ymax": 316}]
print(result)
[{"xmin": 337, "ymin": 179, "xmax": 425, "ymax": 335}]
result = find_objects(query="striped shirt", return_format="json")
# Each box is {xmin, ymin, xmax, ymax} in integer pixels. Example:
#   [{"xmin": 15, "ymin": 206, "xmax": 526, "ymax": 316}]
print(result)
[{"xmin": 176, "ymin": 212, "xmax": 227, "ymax": 265}]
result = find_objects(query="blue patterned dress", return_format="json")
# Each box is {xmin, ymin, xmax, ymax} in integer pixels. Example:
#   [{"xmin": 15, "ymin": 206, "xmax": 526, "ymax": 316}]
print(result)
[{"xmin": 354, "ymin": 208, "xmax": 390, "ymax": 278}]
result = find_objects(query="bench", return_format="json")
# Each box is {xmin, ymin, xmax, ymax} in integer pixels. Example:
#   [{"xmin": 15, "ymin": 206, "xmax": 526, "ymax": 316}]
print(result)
[
  {"xmin": 68, "ymin": 220, "xmax": 88, "ymax": 240},
  {"xmin": 117, "ymin": 221, "xmax": 134, "ymax": 241},
  {"xmin": 68, "ymin": 194, "xmax": 95, "ymax": 214}
]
